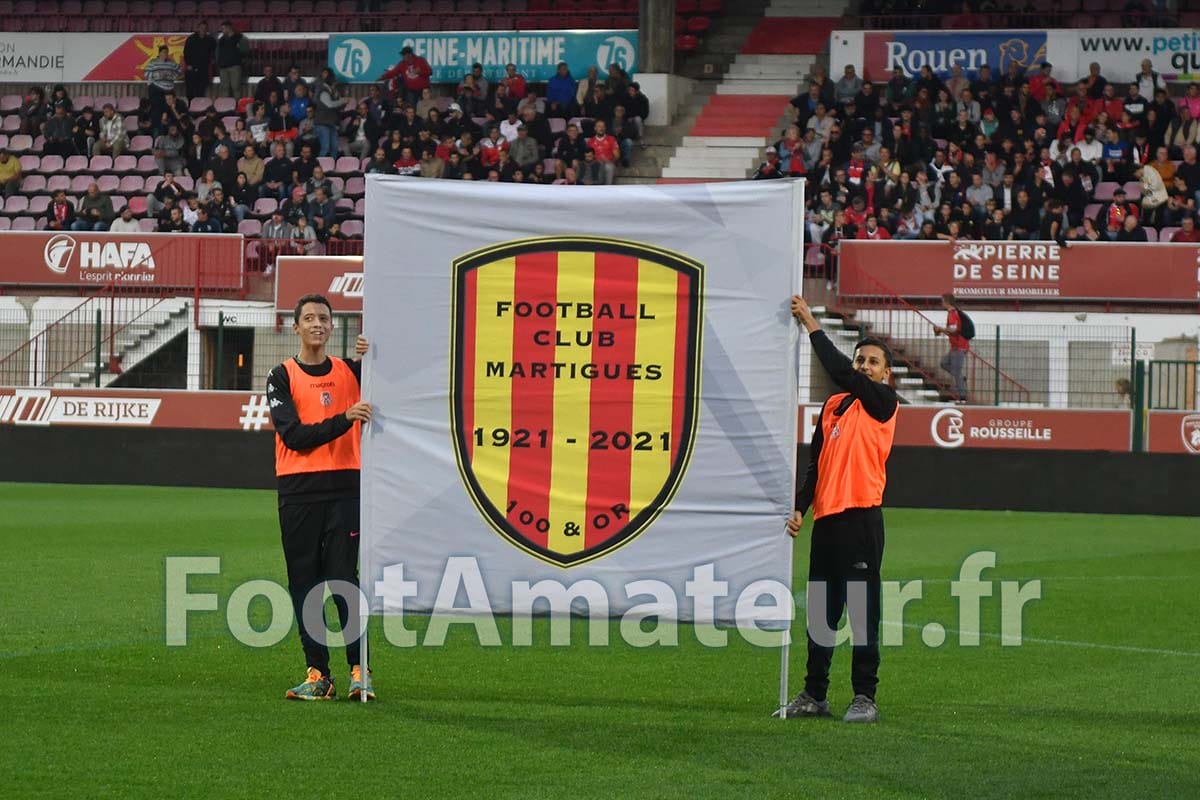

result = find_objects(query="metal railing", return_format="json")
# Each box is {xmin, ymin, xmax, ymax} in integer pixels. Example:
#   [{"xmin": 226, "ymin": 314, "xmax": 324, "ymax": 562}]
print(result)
[
  {"xmin": 245, "ymin": 237, "xmax": 363, "ymax": 274},
  {"xmin": 1148, "ymin": 360, "xmax": 1199, "ymax": 410}
]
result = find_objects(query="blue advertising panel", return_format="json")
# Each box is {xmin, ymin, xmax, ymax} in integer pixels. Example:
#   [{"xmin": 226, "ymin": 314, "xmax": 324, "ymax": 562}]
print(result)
[{"xmin": 329, "ymin": 30, "xmax": 638, "ymax": 84}]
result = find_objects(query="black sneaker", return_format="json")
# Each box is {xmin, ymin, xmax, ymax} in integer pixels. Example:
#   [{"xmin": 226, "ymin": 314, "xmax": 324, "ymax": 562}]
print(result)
[{"xmin": 772, "ymin": 690, "xmax": 832, "ymax": 718}]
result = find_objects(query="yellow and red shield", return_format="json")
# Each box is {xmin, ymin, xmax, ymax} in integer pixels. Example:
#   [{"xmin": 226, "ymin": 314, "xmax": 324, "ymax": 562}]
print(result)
[{"xmin": 451, "ymin": 236, "xmax": 704, "ymax": 567}]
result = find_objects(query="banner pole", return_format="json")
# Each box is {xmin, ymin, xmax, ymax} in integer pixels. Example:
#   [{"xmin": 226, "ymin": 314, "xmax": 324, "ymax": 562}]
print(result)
[{"xmin": 778, "ymin": 177, "xmax": 806, "ymax": 720}]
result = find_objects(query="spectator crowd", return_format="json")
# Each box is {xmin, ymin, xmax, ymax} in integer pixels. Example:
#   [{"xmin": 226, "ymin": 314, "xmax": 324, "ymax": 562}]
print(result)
[
  {"xmin": 0, "ymin": 21, "xmax": 648, "ymax": 263},
  {"xmin": 754, "ymin": 57, "xmax": 1200, "ymax": 249}
]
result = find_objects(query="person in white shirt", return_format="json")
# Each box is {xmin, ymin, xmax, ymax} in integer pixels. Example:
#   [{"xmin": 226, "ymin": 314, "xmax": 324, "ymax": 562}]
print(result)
[
  {"xmin": 96, "ymin": 104, "xmax": 127, "ymax": 157},
  {"xmin": 108, "ymin": 206, "xmax": 141, "ymax": 232},
  {"xmin": 1136, "ymin": 59, "xmax": 1168, "ymax": 105},
  {"xmin": 498, "ymin": 111, "xmax": 522, "ymax": 144},
  {"xmin": 1076, "ymin": 126, "xmax": 1104, "ymax": 163}
]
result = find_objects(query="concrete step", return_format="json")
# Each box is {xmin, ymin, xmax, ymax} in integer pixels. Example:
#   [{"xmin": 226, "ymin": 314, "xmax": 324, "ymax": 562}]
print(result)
[
  {"xmin": 717, "ymin": 80, "xmax": 803, "ymax": 95},
  {"xmin": 614, "ymin": 176, "xmax": 659, "ymax": 185},
  {"xmin": 667, "ymin": 156, "xmax": 756, "ymax": 171},
  {"xmin": 727, "ymin": 64, "xmax": 815, "ymax": 79},
  {"xmin": 660, "ymin": 165, "xmax": 750, "ymax": 180},
  {"xmin": 766, "ymin": 0, "xmax": 847, "ymax": 16},
  {"xmin": 681, "ymin": 135, "xmax": 770, "ymax": 148},
  {"xmin": 735, "ymin": 54, "xmax": 825, "ymax": 66},
  {"xmin": 671, "ymin": 146, "xmax": 763, "ymax": 161}
]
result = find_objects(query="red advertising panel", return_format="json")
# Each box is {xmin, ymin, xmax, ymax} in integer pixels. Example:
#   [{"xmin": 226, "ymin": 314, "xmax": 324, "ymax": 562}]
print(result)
[
  {"xmin": 0, "ymin": 387, "xmax": 273, "ymax": 431},
  {"xmin": 1147, "ymin": 410, "xmax": 1200, "ymax": 454},
  {"xmin": 274, "ymin": 255, "xmax": 364, "ymax": 314},
  {"xmin": 0, "ymin": 231, "xmax": 243, "ymax": 289},
  {"xmin": 799, "ymin": 404, "xmax": 1132, "ymax": 451},
  {"xmin": 838, "ymin": 240, "xmax": 1200, "ymax": 302},
  {"xmin": 82, "ymin": 34, "xmax": 188, "ymax": 81}
]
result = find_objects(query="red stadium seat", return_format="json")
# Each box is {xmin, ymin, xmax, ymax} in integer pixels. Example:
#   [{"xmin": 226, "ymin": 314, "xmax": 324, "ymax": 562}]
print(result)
[
  {"xmin": 12, "ymin": 217, "xmax": 35, "ymax": 230},
  {"xmin": 686, "ymin": 15, "xmax": 711, "ymax": 34},
  {"xmin": 675, "ymin": 34, "xmax": 698, "ymax": 53},
  {"xmin": 0, "ymin": 94, "xmax": 20, "ymax": 112},
  {"xmin": 64, "ymin": 155, "xmax": 89, "ymax": 174},
  {"xmin": 119, "ymin": 175, "xmax": 145, "ymax": 193},
  {"xmin": 69, "ymin": 175, "xmax": 94, "ymax": 193},
  {"xmin": 97, "ymin": 175, "xmax": 120, "ymax": 193},
  {"xmin": 88, "ymin": 155, "xmax": 113, "ymax": 173},
  {"xmin": 39, "ymin": 155, "xmax": 65, "ymax": 174},
  {"xmin": 113, "ymin": 155, "xmax": 139, "ymax": 174},
  {"xmin": 4, "ymin": 196, "xmax": 29, "ymax": 214},
  {"xmin": 137, "ymin": 218, "xmax": 155, "ymax": 232},
  {"xmin": 20, "ymin": 175, "xmax": 46, "ymax": 193},
  {"xmin": 47, "ymin": 175, "xmax": 70, "ymax": 192}
]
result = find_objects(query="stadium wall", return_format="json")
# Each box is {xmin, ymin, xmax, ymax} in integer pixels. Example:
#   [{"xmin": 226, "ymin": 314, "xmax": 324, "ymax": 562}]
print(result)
[{"xmin": 3, "ymin": 426, "xmax": 1197, "ymax": 516}]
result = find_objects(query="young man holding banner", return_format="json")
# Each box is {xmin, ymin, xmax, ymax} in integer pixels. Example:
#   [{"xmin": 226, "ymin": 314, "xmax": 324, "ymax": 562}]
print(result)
[
  {"xmin": 781, "ymin": 296, "xmax": 898, "ymax": 724},
  {"xmin": 267, "ymin": 293, "xmax": 373, "ymax": 701}
]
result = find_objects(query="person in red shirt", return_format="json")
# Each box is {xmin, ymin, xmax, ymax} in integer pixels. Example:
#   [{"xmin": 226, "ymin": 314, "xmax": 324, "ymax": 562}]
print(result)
[
  {"xmin": 933, "ymin": 293, "xmax": 970, "ymax": 402},
  {"xmin": 501, "ymin": 62, "xmax": 527, "ymax": 100},
  {"xmin": 378, "ymin": 46, "xmax": 431, "ymax": 107},
  {"xmin": 1028, "ymin": 62, "xmax": 1061, "ymax": 103},
  {"xmin": 855, "ymin": 213, "xmax": 891, "ymax": 240},
  {"xmin": 1172, "ymin": 214, "xmax": 1200, "ymax": 241},
  {"xmin": 587, "ymin": 120, "xmax": 619, "ymax": 184}
]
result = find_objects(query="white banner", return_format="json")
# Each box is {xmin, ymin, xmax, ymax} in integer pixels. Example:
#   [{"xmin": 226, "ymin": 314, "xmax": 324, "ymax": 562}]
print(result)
[
  {"xmin": 361, "ymin": 177, "xmax": 803, "ymax": 625},
  {"xmin": 831, "ymin": 28, "xmax": 1200, "ymax": 85},
  {"xmin": 0, "ymin": 32, "xmax": 188, "ymax": 83}
]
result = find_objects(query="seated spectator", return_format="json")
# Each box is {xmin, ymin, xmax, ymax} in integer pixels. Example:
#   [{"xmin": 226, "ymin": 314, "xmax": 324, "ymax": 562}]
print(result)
[
  {"xmin": 1171, "ymin": 214, "xmax": 1200, "ymax": 241},
  {"xmin": 0, "ymin": 149, "xmax": 21, "ymax": 198},
  {"xmin": 442, "ymin": 151, "xmax": 463, "ymax": 179},
  {"xmin": 393, "ymin": 146, "xmax": 420, "ymax": 176},
  {"xmin": 261, "ymin": 209, "xmax": 294, "ymax": 248},
  {"xmin": 18, "ymin": 86, "xmax": 48, "ymax": 136},
  {"xmin": 554, "ymin": 123, "xmax": 587, "ymax": 178},
  {"xmin": 260, "ymin": 142, "xmax": 292, "ymax": 199},
  {"xmin": 1162, "ymin": 176, "xmax": 1194, "ymax": 226},
  {"xmin": 577, "ymin": 149, "xmax": 603, "ymax": 185},
  {"xmin": 1100, "ymin": 127, "xmax": 1132, "ymax": 181},
  {"xmin": 498, "ymin": 110, "xmax": 522, "ymax": 144},
  {"xmin": 517, "ymin": 89, "xmax": 546, "ymax": 119},
  {"xmin": 1150, "ymin": 146, "xmax": 1175, "ymax": 185},
  {"xmin": 306, "ymin": 164, "xmax": 338, "ymax": 201},
  {"xmin": 210, "ymin": 143, "xmax": 239, "ymax": 191},
  {"xmin": 191, "ymin": 204, "xmax": 222, "ymax": 233},
  {"xmin": 580, "ymin": 85, "xmax": 611, "ymax": 130},
  {"xmin": 288, "ymin": 82, "xmax": 312, "ymax": 126},
  {"xmin": 195, "ymin": 168, "xmax": 221, "ymax": 203},
  {"xmin": 509, "ymin": 125, "xmax": 540, "ymax": 172},
  {"xmin": 96, "ymin": 104, "xmax": 127, "ymax": 157},
  {"xmin": 296, "ymin": 105, "xmax": 318, "ymax": 153},
  {"xmin": 292, "ymin": 143, "xmax": 318, "ymax": 184},
  {"xmin": 835, "ymin": 65, "xmax": 862, "ymax": 108},
  {"xmin": 384, "ymin": 129, "xmax": 406, "ymax": 164},
  {"xmin": 293, "ymin": 215, "xmax": 319, "ymax": 253},
  {"xmin": 344, "ymin": 102, "xmax": 380, "ymax": 161},
  {"xmin": 455, "ymin": 74, "xmax": 486, "ymax": 119},
  {"xmin": 856, "ymin": 213, "xmax": 890, "ymax": 240},
  {"xmin": 44, "ymin": 189, "xmax": 76, "ymax": 231},
  {"xmin": 70, "ymin": 182, "xmax": 114, "ymax": 231},
  {"xmin": 587, "ymin": 121, "xmax": 619, "ymax": 185},
  {"xmin": 1099, "ymin": 186, "xmax": 1138, "ymax": 234},
  {"xmin": 479, "ymin": 126, "xmax": 509, "ymax": 170},
  {"xmin": 282, "ymin": 64, "xmax": 308, "ymax": 102},
  {"xmin": 280, "ymin": 184, "xmax": 309, "ymax": 223},
  {"xmin": 267, "ymin": 103, "xmax": 298, "ymax": 156},
  {"xmin": 255, "ymin": 64, "xmax": 284, "ymax": 106},
  {"xmin": 307, "ymin": 185, "xmax": 336, "ymax": 226},
  {"xmin": 43, "ymin": 104, "xmax": 75, "ymax": 157},
  {"xmin": 158, "ymin": 205, "xmax": 189, "ymax": 232},
  {"xmin": 181, "ymin": 193, "xmax": 202, "ymax": 227},
  {"xmin": 155, "ymin": 123, "xmax": 185, "ymax": 175},
  {"xmin": 109, "ymin": 206, "xmax": 140, "ymax": 233},
  {"xmin": 420, "ymin": 147, "xmax": 444, "ymax": 178},
  {"xmin": 1008, "ymin": 189, "xmax": 1039, "ymax": 240},
  {"xmin": 230, "ymin": 173, "xmax": 255, "ymax": 217},
  {"xmin": 753, "ymin": 146, "xmax": 784, "ymax": 180},
  {"xmin": 209, "ymin": 186, "xmax": 240, "ymax": 230},
  {"xmin": 238, "ymin": 143, "xmax": 265, "ymax": 189},
  {"xmin": 983, "ymin": 207, "xmax": 1010, "ymax": 240},
  {"xmin": 520, "ymin": 106, "xmax": 553, "ymax": 154},
  {"xmin": 1115, "ymin": 211, "xmax": 1148, "ymax": 241},
  {"xmin": 230, "ymin": 119, "xmax": 250, "ymax": 153},
  {"xmin": 365, "ymin": 146, "xmax": 395, "ymax": 175}
]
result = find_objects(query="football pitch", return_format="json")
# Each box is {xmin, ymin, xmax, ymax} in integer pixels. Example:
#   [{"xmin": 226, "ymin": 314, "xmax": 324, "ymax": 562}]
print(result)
[{"xmin": 3, "ymin": 482, "xmax": 1197, "ymax": 799}]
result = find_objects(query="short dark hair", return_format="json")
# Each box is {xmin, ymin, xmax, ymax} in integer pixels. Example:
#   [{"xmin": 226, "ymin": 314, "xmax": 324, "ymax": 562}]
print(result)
[
  {"xmin": 294, "ymin": 293, "xmax": 333, "ymax": 323},
  {"xmin": 854, "ymin": 337, "xmax": 893, "ymax": 367}
]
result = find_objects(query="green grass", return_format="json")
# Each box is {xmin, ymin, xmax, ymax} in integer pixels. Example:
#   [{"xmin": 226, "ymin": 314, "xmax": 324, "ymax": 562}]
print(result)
[{"xmin": 2, "ymin": 483, "xmax": 1198, "ymax": 799}]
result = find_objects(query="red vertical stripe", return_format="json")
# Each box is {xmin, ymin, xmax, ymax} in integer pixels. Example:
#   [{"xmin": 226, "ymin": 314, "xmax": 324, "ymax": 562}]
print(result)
[
  {"xmin": 671, "ymin": 271, "xmax": 690, "ymax": 466},
  {"xmin": 461, "ymin": 269, "xmax": 477, "ymax": 462},
  {"xmin": 505, "ymin": 252, "xmax": 558, "ymax": 550},
  {"xmin": 583, "ymin": 254, "xmax": 639, "ymax": 546}
]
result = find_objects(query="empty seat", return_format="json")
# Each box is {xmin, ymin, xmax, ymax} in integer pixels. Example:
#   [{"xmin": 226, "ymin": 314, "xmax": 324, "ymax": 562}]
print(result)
[
  {"xmin": 354, "ymin": 197, "xmax": 365, "ymax": 215},
  {"xmin": 333, "ymin": 156, "xmax": 359, "ymax": 175},
  {"xmin": 1083, "ymin": 202, "xmax": 1102, "ymax": 220},
  {"xmin": 238, "ymin": 219, "xmax": 262, "ymax": 235},
  {"xmin": 70, "ymin": 175, "xmax": 94, "ymax": 192},
  {"xmin": 20, "ymin": 174, "xmax": 46, "ymax": 193},
  {"xmin": 144, "ymin": 175, "xmax": 161, "ymax": 193},
  {"xmin": 118, "ymin": 175, "xmax": 145, "ymax": 193},
  {"xmin": 1092, "ymin": 181, "xmax": 1118, "ymax": 201},
  {"xmin": 340, "ymin": 220, "xmax": 363, "ymax": 237},
  {"xmin": 176, "ymin": 175, "xmax": 194, "ymax": 191},
  {"xmin": 117, "ymin": 96, "xmax": 141, "ymax": 114},
  {"xmin": 74, "ymin": 95, "xmax": 95, "ymax": 111},
  {"xmin": 97, "ymin": 175, "xmax": 121, "ymax": 192},
  {"xmin": 1160, "ymin": 226, "xmax": 1181, "ymax": 241},
  {"xmin": 89, "ymin": 155, "xmax": 114, "ymax": 172},
  {"xmin": 113, "ymin": 155, "xmax": 139, "ymax": 173},
  {"xmin": 9, "ymin": 134, "xmax": 32, "ymax": 152},
  {"xmin": 28, "ymin": 196, "xmax": 50, "ymax": 215},
  {"xmin": 136, "ymin": 155, "xmax": 158, "ymax": 173},
  {"xmin": 1, "ymin": 115, "xmax": 20, "ymax": 133},
  {"xmin": 317, "ymin": 156, "xmax": 335, "ymax": 172},
  {"xmin": 39, "ymin": 155, "xmax": 65, "ymax": 173},
  {"xmin": 1121, "ymin": 181, "xmax": 1142, "ymax": 201},
  {"xmin": 0, "ymin": 217, "xmax": 10, "ymax": 230},
  {"xmin": 335, "ymin": 197, "xmax": 353, "ymax": 212},
  {"xmin": 18, "ymin": 154, "xmax": 38, "ymax": 172},
  {"xmin": 189, "ymin": 97, "xmax": 213, "ymax": 114},
  {"xmin": 64, "ymin": 155, "xmax": 89, "ymax": 173},
  {"xmin": 128, "ymin": 195, "xmax": 148, "ymax": 214},
  {"xmin": 11, "ymin": 216, "xmax": 35, "ymax": 230},
  {"xmin": 138, "ymin": 218, "xmax": 156, "ymax": 231},
  {"xmin": 129, "ymin": 135, "xmax": 153, "ymax": 154},
  {"xmin": 0, "ymin": 94, "xmax": 20, "ymax": 112},
  {"xmin": 46, "ymin": 175, "xmax": 70, "ymax": 192},
  {"xmin": 213, "ymin": 97, "xmax": 237, "ymax": 114},
  {"xmin": 253, "ymin": 197, "xmax": 278, "ymax": 216},
  {"xmin": 124, "ymin": 116, "xmax": 138, "ymax": 132},
  {"xmin": 4, "ymin": 195, "xmax": 28, "ymax": 213},
  {"xmin": 344, "ymin": 177, "xmax": 364, "ymax": 197}
]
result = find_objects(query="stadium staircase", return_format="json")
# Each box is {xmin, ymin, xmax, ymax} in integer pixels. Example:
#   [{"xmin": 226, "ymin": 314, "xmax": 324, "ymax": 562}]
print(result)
[
  {"xmin": 71, "ymin": 298, "xmax": 192, "ymax": 388},
  {"xmin": 653, "ymin": 0, "xmax": 845, "ymax": 182}
]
